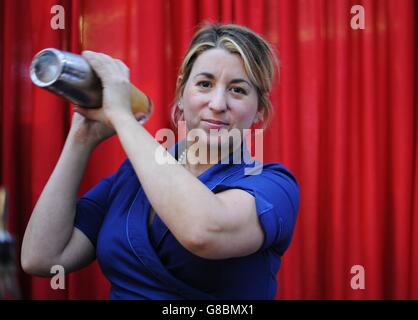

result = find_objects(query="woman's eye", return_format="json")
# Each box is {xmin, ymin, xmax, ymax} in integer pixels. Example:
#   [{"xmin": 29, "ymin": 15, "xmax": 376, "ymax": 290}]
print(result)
[
  {"xmin": 197, "ymin": 81, "xmax": 211, "ymax": 88},
  {"xmin": 231, "ymin": 87, "xmax": 247, "ymax": 95}
]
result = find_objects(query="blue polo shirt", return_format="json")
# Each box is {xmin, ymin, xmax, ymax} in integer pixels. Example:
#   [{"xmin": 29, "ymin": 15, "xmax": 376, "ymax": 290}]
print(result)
[{"xmin": 74, "ymin": 141, "xmax": 299, "ymax": 299}]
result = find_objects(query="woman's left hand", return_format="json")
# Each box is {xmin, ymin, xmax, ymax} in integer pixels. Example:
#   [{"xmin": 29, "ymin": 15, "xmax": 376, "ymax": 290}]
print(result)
[{"xmin": 80, "ymin": 50, "xmax": 133, "ymax": 127}]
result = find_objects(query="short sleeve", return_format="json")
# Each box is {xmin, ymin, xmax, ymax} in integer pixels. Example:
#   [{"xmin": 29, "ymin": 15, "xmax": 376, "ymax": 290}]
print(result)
[
  {"xmin": 215, "ymin": 163, "xmax": 300, "ymax": 253},
  {"xmin": 74, "ymin": 160, "xmax": 131, "ymax": 247}
]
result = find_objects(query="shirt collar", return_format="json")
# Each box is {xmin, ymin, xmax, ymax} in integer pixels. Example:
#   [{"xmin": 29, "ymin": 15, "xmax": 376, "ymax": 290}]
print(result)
[{"xmin": 168, "ymin": 139, "xmax": 261, "ymax": 188}]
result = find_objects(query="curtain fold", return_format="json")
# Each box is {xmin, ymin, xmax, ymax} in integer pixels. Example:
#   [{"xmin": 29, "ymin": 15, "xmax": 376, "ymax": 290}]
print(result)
[{"xmin": 1, "ymin": 0, "xmax": 416, "ymax": 299}]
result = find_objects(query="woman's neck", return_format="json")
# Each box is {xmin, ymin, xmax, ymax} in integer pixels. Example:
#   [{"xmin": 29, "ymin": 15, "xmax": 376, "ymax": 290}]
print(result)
[{"xmin": 182, "ymin": 141, "xmax": 242, "ymax": 176}]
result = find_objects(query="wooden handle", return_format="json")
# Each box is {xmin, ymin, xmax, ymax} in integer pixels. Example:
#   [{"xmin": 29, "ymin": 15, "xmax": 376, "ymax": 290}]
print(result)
[{"xmin": 130, "ymin": 84, "xmax": 153, "ymax": 118}]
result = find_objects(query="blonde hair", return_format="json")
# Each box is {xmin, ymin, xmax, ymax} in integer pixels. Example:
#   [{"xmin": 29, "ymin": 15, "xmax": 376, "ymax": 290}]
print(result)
[{"xmin": 171, "ymin": 23, "xmax": 279, "ymax": 129}]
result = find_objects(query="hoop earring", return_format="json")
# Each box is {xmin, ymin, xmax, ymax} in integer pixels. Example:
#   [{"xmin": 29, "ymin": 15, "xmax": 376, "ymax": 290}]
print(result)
[{"xmin": 175, "ymin": 104, "xmax": 184, "ymax": 123}]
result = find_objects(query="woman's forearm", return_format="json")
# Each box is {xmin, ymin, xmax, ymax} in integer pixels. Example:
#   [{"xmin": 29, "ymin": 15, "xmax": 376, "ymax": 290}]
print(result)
[
  {"xmin": 21, "ymin": 135, "xmax": 94, "ymax": 271},
  {"xmin": 112, "ymin": 115, "xmax": 225, "ymax": 250}
]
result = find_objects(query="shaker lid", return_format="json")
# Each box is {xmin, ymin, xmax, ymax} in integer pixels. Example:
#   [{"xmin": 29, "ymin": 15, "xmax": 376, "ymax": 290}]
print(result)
[{"xmin": 29, "ymin": 48, "xmax": 65, "ymax": 87}]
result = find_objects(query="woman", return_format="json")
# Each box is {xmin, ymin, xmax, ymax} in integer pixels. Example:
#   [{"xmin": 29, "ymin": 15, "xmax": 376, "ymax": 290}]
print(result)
[{"xmin": 21, "ymin": 23, "xmax": 300, "ymax": 299}]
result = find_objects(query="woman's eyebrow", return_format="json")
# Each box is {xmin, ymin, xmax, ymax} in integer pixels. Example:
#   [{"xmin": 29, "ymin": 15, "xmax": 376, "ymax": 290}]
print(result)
[
  {"xmin": 229, "ymin": 79, "xmax": 252, "ymax": 87},
  {"xmin": 193, "ymin": 72, "xmax": 215, "ymax": 79},
  {"xmin": 194, "ymin": 72, "xmax": 252, "ymax": 87}
]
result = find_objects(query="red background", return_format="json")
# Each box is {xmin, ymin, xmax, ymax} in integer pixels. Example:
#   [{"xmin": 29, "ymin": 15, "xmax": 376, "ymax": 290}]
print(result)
[{"xmin": 1, "ymin": 0, "xmax": 417, "ymax": 299}]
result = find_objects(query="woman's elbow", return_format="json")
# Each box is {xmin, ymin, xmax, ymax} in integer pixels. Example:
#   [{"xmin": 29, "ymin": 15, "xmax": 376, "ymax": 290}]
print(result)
[
  {"xmin": 21, "ymin": 253, "xmax": 52, "ymax": 277},
  {"xmin": 181, "ymin": 229, "xmax": 221, "ymax": 259}
]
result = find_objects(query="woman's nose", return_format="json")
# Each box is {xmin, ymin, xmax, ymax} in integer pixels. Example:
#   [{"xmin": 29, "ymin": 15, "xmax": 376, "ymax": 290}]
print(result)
[{"xmin": 209, "ymin": 89, "xmax": 227, "ymax": 112}]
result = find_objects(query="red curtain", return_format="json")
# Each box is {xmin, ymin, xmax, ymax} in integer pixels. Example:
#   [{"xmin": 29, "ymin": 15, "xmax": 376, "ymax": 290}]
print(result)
[{"xmin": 1, "ymin": 0, "xmax": 417, "ymax": 299}]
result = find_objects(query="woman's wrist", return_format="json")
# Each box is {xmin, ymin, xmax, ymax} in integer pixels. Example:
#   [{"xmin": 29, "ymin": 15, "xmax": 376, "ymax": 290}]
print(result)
[
  {"xmin": 108, "ymin": 110, "xmax": 137, "ymax": 130},
  {"xmin": 66, "ymin": 130, "xmax": 98, "ymax": 154}
]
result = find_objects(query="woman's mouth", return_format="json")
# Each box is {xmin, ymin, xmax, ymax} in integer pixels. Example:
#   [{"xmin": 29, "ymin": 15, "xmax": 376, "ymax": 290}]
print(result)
[{"xmin": 201, "ymin": 119, "xmax": 230, "ymax": 130}]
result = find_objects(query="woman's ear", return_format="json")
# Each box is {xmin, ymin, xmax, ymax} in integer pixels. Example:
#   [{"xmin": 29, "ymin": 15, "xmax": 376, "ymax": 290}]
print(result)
[
  {"xmin": 177, "ymin": 74, "xmax": 182, "ymax": 82},
  {"xmin": 177, "ymin": 75, "xmax": 184, "ymax": 89}
]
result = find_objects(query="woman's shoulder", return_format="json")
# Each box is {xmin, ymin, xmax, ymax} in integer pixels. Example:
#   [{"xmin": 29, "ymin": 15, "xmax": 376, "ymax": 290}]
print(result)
[
  {"xmin": 116, "ymin": 159, "xmax": 135, "ymax": 175},
  {"xmin": 218, "ymin": 160, "xmax": 300, "ymax": 207},
  {"xmin": 233, "ymin": 160, "xmax": 299, "ymax": 187},
  {"xmin": 260, "ymin": 161, "xmax": 297, "ymax": 179},
  {"xmin": 108, "ymin": 159, "xmax": 138, "ymax": 189}
]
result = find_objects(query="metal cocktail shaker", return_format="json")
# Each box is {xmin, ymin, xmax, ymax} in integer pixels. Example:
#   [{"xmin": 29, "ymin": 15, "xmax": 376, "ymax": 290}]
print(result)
[{"xmin": 29, "ymin": 48, "xmax": 153, "ymax": 124}]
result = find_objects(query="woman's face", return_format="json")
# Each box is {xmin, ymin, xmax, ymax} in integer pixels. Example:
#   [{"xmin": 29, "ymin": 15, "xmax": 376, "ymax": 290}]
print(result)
[{"xmin": 181, "ymin": 48, "xmax": 260, "ymax": 150}]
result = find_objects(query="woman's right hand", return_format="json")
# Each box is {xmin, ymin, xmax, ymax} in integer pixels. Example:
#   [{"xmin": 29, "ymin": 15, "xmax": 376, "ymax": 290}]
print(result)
[{"xmin": 68, "ymin": 106, "xmax": 116, "ymax": 148}]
